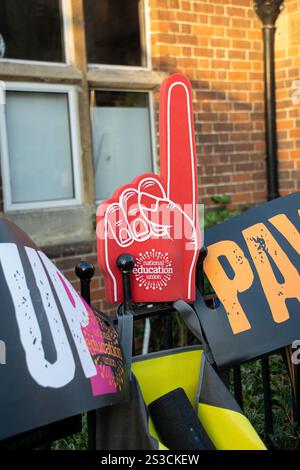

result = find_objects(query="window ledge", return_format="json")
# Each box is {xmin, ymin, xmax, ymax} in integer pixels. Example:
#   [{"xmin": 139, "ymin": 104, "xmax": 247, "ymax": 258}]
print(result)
[
  {"xmin": 0, "ymin": 62, "xmax": 83, "ymax": 84},
  {"xmin": 5, "ymin": 204, "xmax": 96, "ymax": 247},
  {"xmin": 87, "ymin": 67, "xmax": 166, "ymax": 90}
]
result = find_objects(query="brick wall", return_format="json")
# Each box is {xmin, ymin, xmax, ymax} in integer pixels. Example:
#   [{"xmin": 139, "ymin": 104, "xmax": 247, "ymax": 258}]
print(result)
[
  {"xmin": 150, "ymin": 0, "xmax": 266, "ymax": 209},
  {"xmin": 275, "ymin": 0, "xmax": 300, "ymax": 194}
]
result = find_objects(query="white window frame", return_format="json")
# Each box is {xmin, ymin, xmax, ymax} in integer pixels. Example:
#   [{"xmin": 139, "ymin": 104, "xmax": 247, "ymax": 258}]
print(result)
[
  {"xmin": 87, "ymin": 0, "xmax": 152, "ymax": 71},
  {"xmin": 0, "ymin": 0, "xmax": 72, "ymax": 66},
  {"xmin": 0, "ymin": 82, "xmax": 83, "ymax": 212},
  {"xmin": 90, "ymin": 88, "xmax": 157, "ymax": 205}
]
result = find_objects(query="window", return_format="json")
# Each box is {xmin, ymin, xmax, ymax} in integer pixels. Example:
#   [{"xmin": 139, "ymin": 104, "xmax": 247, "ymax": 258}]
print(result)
[
  {"xmin": 91, "ymin": 90, "xmax": 154, "ymax": 201},
  {"xmin": 84, "ymin": 0, "xmax": 147, "ymax": 67},
  {"xmin": 0, "ymin": 0, "xmax": 65, "ymax": 62},
  {"xmin": 0, "ymin": 83, "xmax": 82, "ymax": 211}
]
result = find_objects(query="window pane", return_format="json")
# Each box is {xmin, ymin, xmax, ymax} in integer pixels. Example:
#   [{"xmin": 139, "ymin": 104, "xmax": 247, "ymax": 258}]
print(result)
[
  {"xmin": 84, "ymin": 0, "xmax": 146, "ymax": 66},
  {"xmin": 0, "ymin": 0, "xmax": 64, "ymax": 62},
  {"xmin": 91, "ymin": 91, "xmax": 153, "ymax": 201},
  {"xmin": 6, "ymin": 91, "xmax": 75, "ymax": 204}
]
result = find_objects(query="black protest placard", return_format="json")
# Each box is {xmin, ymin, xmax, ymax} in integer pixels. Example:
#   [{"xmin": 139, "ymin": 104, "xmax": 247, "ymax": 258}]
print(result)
[
  {"xmin": 197, "ymin": 192, "xmax": 300, "ymax": 368},
  {"xmin": 0, "ymin": 219, "xmax": 129, "ymax": 441}
]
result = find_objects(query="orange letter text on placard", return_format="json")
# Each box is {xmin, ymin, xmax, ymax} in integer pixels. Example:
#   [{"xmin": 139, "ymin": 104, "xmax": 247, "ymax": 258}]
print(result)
[
  {"xmin": 243, "ymin": 223, "xmax": 300, "ymax": 324},
  {"xmin": 204, "ymin": 240, "xmax": 253, "ymax": 335}
]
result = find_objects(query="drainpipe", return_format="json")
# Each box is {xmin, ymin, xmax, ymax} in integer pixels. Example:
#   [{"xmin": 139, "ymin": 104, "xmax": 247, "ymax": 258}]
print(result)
[{"xmin": 254, "ymin": 0, "xmax": 284, "ymax": 201}]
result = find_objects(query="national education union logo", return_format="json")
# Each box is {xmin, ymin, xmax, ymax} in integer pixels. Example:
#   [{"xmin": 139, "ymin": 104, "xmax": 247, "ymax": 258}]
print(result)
[{"xmin": 132, "ymin": 249, "xmax": 173, "ymax": 291}]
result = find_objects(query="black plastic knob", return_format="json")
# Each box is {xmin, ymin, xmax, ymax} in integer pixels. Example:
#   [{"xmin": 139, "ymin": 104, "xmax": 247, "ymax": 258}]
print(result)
[
  {"xmin": 117, "ymin": 254, "xmax": 135, "ymax": 274},
  {"xmin": 75, "ymin": 261, "xmax": 95, "ymax": 280}
]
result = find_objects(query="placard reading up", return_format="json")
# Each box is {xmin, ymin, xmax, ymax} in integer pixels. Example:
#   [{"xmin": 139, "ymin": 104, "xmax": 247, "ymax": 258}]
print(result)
[{"xmin": 0, "ymin": 219, "xmax": 129, "ymax": 441}]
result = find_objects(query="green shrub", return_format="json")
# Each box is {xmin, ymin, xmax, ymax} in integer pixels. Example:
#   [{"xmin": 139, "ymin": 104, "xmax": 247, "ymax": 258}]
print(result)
[{"xmin": 204, "ymin": 195, "xmax": 241, "ymax": 229}]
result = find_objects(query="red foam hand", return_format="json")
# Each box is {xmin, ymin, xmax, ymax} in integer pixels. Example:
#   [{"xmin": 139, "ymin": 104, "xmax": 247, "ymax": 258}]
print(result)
[{"xmin": 97, "ymin": 74, "xmax": 201, "ymax": 303}]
